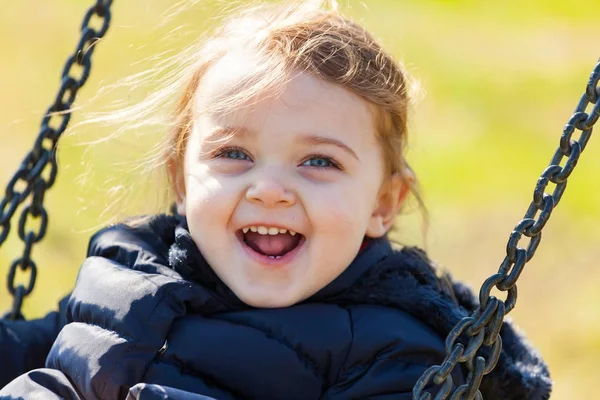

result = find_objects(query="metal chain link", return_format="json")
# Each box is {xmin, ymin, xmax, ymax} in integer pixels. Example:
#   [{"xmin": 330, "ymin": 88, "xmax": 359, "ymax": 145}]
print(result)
[
  {"xmin": 413, "ymin": 60, "xmax": 600, "ymax": 399},
  {"xmin": 0, "ymin": 0, "xmax": 113, "ymax": 320}
]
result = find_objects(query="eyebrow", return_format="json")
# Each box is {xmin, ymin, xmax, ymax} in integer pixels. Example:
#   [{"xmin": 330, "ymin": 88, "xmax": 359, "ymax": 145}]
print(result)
[
  {"xmin": 206, "ymin": 127, "xmax": 359, "ymax": 161},
  {"xmin": 204, "ymin": 126, "xmax": 247, "ymax": 142},
  {"xmin": 298, "ymin": 134, "xmax": 360, "ymax": 161}
]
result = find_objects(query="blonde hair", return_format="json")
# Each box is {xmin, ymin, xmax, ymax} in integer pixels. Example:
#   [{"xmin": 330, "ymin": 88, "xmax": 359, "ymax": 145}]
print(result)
[{"xmin": 86, "ymin": 0, "xmax": 424, "ymax": 223}]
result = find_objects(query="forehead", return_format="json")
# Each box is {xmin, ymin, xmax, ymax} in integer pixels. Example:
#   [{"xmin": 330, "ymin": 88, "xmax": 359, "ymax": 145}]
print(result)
[
  {"xmin": 193, "ymin": 51, "xmax": 377, "ymax": 147},
  {"xmin": 195, "ymin": 51, "xmax": 265, "ymax": 107}
]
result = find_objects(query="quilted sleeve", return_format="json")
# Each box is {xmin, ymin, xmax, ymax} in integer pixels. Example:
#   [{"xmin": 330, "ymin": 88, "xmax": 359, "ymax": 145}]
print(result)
[
  {"xmin": 126, "ymin": 383, "xmax": 219, "ymax": 400},
  {"xmin": 0, "ymin": 368, "xmax": 81, "ymax": 399},
  {"xmin": 0, "ymin": 295, "xmax": 69, "ymax": 387}
]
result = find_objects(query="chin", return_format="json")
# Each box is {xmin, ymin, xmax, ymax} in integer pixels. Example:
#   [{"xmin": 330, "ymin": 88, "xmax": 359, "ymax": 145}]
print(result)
[{"xmin": 237, "ymin": 288, "xmax": 304, "ymax": 309}]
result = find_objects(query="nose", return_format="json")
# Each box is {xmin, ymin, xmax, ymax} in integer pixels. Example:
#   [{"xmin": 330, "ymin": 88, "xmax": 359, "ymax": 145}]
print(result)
[{"xmin": 246, "ymin": 177, "xmax": 296, "ymax": 208}]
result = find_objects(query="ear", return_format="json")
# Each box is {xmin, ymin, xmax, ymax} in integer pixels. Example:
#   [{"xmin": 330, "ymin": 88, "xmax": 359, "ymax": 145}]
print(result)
[
  {"xmin": 366, "ymin": 170, "xmax": 414, "ymax": 238},
  {"xmin": 168, "ymin": 157, "xmax": 187, "ymax": 216}
]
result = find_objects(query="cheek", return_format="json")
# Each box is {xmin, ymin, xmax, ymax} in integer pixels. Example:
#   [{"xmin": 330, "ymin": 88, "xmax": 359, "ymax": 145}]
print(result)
[
  {"xmin": 184, "ymin": 169, "xmax": 238, "ymax": 227},
  {"xmin": 185, "ymin": 160, "xmax": 239, "ymax": 202},
  {"xmin": 307, "ymin": 177, "xmax": 376, "ymax": 236},
  {"xmin": 185, "ymin": 171, "xmax": 222, "ymax": 205}
]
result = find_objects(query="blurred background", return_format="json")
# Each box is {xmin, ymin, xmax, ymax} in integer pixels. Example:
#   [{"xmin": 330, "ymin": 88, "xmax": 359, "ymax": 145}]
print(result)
[{"xmin": 1, "ymin": 0, "xmax": 599, "ymax": 397}]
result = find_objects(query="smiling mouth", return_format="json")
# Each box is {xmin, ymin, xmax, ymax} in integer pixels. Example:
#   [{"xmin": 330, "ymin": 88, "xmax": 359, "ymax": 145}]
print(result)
[{"xmin": 238, "ymin": 229, "xmax": 304, "ymax": 259}]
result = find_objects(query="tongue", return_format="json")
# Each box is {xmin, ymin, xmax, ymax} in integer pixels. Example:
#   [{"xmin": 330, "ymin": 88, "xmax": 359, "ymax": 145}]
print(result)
[{"xmin": 244, "ymin": 232, "xmax": 300, "ymax": 256}]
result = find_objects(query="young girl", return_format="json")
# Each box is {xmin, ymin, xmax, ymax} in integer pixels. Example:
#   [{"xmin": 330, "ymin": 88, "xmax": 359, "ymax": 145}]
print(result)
[{"xmin": 0, "ymin": 1, "xmax": 551, "ymax": 399}]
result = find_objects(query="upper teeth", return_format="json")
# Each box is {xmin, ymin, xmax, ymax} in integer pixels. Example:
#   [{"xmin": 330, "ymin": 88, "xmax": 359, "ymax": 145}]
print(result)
[{"xmin": 242, "ymin": 225, "xmax": 297, "ymax": 236}]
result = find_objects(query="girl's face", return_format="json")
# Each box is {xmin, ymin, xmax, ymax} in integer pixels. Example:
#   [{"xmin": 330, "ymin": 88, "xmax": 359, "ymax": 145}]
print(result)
[{"xmin": 175, "ymin": 55, "xmax": 405, "ymax": 307}]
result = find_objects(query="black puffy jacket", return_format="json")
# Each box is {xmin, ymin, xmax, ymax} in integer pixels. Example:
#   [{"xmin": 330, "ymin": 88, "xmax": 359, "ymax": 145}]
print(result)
[{"xmin": 0, "ymin": 215, "xmax": 551, "ymax": 399}]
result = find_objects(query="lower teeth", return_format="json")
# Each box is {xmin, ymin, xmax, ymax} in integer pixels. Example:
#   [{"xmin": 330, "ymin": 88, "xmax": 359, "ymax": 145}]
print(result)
[{"xmin": 268, "ymin": 256, "xmax": 282, "ymax": 259}]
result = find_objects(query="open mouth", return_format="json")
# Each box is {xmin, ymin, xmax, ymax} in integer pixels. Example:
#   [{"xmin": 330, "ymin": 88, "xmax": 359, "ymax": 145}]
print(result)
[{"xmin": 237, "ymin": 226, "xmax": 305, "ymax": 260}]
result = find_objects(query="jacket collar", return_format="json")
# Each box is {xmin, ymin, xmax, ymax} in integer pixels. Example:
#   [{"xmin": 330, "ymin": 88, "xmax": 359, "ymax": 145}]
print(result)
[{"xmin": 309, "ymin": 237, "xmax": 392, "ymax": 301}]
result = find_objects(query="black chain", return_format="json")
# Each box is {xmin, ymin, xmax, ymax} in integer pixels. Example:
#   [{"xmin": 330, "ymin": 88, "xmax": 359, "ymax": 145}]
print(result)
[
  {"xmin": 413, "ymin": 60, "xmax": 600, "ymax": 399},
  {"xmin": 0, "ymin": 0, "xmax": 113, "ymax": 321}
]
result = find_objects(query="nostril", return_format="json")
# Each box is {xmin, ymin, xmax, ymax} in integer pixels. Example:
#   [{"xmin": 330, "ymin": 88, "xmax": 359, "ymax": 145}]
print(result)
[{"xmin": 245, "ymin": 181, "xmax": 295, "ymax": 207}]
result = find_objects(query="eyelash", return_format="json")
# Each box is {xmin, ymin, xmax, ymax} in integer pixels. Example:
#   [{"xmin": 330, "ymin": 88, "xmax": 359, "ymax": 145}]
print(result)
[
  {"xmin": 213, "ymin": 146, "xmax": 250, "ymax": 161},
  {"xmin": 213, "ymin": 146, "xmax": 343, "ymax": 170},
  {"xmin": 302, "ymin": 153, "xmax": 343, "ymax": 170}
]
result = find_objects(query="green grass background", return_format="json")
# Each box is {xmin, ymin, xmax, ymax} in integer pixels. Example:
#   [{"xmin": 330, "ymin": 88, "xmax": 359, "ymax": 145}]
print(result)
[{"xmin": 1, "ymin": 1, "xmax": 599, "ymax": 397}]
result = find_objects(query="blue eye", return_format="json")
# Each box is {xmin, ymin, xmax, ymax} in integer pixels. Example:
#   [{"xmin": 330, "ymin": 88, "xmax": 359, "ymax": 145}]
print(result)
[
  {"xmin": 215, "ymin": 146, "xmax": 251, "ymax": 161},
  {"xmin": 304, "ymin": 157, "xmax": 331, "ymax": 167},
  {"xmin": 302, "ymin": 155, "xmax": 340, "ymax": 169},
  {"xmin": 225, "ymin": 150, "xmax": 249, "ymax": 160}
]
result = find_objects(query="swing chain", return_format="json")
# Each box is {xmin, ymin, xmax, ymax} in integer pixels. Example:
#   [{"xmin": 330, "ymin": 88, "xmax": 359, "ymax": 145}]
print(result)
[
  {"xmin": 0, "ymin": 0, "xmax": 113, "ymax": 321},
  {"xmin": 413, "ymin": 60, "xmax": 600, "ymax": 400}
]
